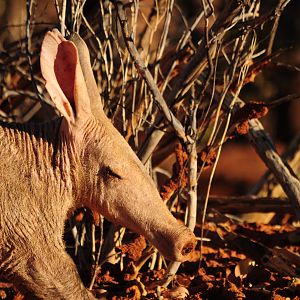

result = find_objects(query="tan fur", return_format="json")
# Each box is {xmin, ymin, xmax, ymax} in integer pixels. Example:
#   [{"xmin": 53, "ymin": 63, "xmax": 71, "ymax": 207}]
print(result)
[{"xmin": 0, "ymin": 30, "xmax": 196, "ymax": 299}]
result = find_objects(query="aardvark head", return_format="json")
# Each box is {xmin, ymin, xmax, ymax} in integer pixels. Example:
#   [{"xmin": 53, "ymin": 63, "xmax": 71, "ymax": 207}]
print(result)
[{"xmin": 40, "ymin": 29, "xmax": 196, "ymax": 262}]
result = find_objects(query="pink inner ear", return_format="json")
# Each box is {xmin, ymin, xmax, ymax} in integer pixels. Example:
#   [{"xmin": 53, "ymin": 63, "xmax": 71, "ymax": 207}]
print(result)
[{"xmin": 54, "ymin": 41, "xmax": 77, "ymax": 110}]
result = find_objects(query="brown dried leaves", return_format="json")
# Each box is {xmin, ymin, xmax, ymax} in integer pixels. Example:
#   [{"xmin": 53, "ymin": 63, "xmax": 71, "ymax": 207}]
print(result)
[
  {"xmin": 231, "ymin": 101, "xmax": 269, "ymax": 136},
  {"xmin": 118, "ymin": 235, "xmax": 147, "ymax": 262},
  {"xmin": 160, "ymin": 143, "xmax": 189, "ymax": 202}
]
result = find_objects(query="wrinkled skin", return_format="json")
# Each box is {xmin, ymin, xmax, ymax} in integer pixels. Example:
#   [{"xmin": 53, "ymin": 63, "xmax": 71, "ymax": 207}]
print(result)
[{"xmin": 0, "ymin": 29, "xmax": 196, "ymax": 299}]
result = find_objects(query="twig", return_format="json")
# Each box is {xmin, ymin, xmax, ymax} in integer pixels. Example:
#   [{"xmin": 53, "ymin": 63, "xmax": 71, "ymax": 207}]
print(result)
[
  {"xmin": 161, "ymin": 86, "xmax": 199, "ymax": 288},
  {"xmin": 60, "ymin": 0, "xmax": 67, "ymax": 36},
  {"xmin": 267, "ymin": 93, "xmax": 300, "ymax": 107},
  {"xmin": 275, "ymin": 62, "xmax": 300, "ymax": 72},
  {"xmin": 137, "ymin": 0, "xmax": 167, "ymax": 61},
  {"xmin": 217, "ymin": 91, "xmax": 300, "ymax": 219},
  {"xmin": 201, "ymin": 67, "xmax": 300, "ymax": 219},
  {"xmin": 267, "ymin": 0, "xmax": 291, "ymax": 55},
  {"xmin": 89, "ymin": 216, "xmax": 104, "ymax": 290},
  {"xmin": 137, "ymin": 2, "xmax": 246, "ymax": 163},
  {"xmin": 25, "ymin": 0, "xmax": 46, "ymax": 106},
  {"xmin": 54, "ymin": 0, "xmax": 61, "ymax": 21},
  {"xmin": 186, "ymin": 102, "xmax": 198, "ymax": 231},
  {"xmin": 114, "ymin": 1, "xmax": 187, "ymax": 143},
  {"xmin": 247, "ymin": 118, "xmax": 300, "ymax": 219},
  {"xmin": 208, "ymin": 196, "xmax": 292, "ymax": 214},
  {"xmin": 251, "ymin": 133, "xmax": 300, "ymax": 196},
  {"xmin": 153, "ymin": 0, "xmax": 174, "ymax": 82}
]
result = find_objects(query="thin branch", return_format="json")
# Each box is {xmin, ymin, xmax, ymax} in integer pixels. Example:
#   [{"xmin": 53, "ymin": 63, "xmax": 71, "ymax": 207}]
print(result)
[
  {"xmin": 161, "ymin": 87, "xmax": 199, "ymax": 288},
  {"xmin": 60, "ymin": 0, "xmax": 67, "ymax": 36},
  {"xmin": 208, "ymin": 196, "xmax": 292, "ymax": 214},
  {"xmin": 89, "ymin": 216, "xmax": 104, "ymax": 290},
  {"xmin": 25, "ymin": 0, "xmax": 47, "ymax": 106},
  {"xmin": 223, "ymin": 96, "xmax": 300, "ymax": 219},
  {"xmin": 267, "ymin": 0, "xmax": 291, "ymax": 55},
  {"xmin": 247, "ymin": 119, "xmax": 300, "ymax": 219},
  {"xmin": 114, "ymin": 1, "xmax": 187, "ymax": 143},
  {"xmin": 267, "ymin": 93, "xmax": 300, "ymax": 107},
  {"xmin": 138, "ymin": 2, "xmax": 246, "ymax": 163},
  {"xmin": 251, "ymin": 133, "xmax": 300, "ymax": 196}
]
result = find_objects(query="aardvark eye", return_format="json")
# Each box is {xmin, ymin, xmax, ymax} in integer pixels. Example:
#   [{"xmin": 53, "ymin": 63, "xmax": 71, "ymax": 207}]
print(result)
[{"xmin": 103, "ymin": 166, "xmax": 122, "ymax": 180}]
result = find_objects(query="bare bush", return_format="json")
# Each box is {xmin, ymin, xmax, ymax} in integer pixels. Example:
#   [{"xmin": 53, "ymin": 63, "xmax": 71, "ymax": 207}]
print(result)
[{"xmin": 1, "ymin": 0, "xmax": 299, "ymax": 298}]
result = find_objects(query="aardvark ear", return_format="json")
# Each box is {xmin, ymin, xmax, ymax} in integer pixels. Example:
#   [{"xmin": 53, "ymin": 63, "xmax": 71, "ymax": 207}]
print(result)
[{"xmin": 40, "ymin": 29, "xmax": 91, "ymax": 126}]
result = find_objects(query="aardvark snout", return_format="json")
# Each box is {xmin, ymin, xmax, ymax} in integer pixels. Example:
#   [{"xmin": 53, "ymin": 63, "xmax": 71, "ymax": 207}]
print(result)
[{"xmin": 148, "ymin": 223, "xmax": 196, "ymax": 262}]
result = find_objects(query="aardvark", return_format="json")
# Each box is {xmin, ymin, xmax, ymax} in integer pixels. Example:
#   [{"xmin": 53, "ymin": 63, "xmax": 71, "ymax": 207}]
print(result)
[{"xmin": 0, "ymin": 29, "xmax": 196, "ymax": 299}]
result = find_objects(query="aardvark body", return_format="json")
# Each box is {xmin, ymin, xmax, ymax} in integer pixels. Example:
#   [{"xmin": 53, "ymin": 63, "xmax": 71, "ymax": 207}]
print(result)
[{"xmin": 0, "ymin": 29, "xmax": 195, "ymax": 299}]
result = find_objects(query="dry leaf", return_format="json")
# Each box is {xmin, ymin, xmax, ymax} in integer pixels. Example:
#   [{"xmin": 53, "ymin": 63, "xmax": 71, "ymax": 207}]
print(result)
[
  {"xmin": 163, "ymin": 286, "xmax": 190, "ymax": 299},
  {"xmin": 234, "ymin": 258, "xmax": 256, "ymax": 278}
]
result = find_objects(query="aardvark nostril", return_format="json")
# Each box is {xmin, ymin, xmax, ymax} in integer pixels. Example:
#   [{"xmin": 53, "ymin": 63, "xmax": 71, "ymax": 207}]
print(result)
[{"xmin": 181, "ymin": 242, "xmax": 195, "ymax": 256}]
